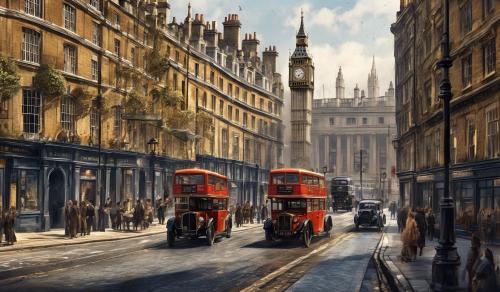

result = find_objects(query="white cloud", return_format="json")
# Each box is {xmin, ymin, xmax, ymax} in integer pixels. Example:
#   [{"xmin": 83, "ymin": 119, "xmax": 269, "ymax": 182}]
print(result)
[
  {"xmin": 339, "ymin": 0, "xmax": 399, "ymax": 33},
  {"xmin": 285, "ymin": 3, "xmax": 339, "ymax": 32}
]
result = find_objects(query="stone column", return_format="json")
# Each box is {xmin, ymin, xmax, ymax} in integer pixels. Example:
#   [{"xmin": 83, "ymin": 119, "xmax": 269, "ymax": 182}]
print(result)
[
  {"xmin": 42, "ymin": 163, "xmax": 50, "ymax": 231},
  {"xmin": 370, "ymin": 134, "xmax": 377, "ymax": 175},
  {"xmin": 347, "ymin": 135, "xmax": 352, "ymax": 175},
  {"xmin": 336, "ymin": 135, "xmax": 341, "ymax": 175},
  {"xmin": 115, "ymin": 168, "xmax": 122, "ymax": 203},
  {"xmin": 324, "ymin": 135, "xmax": 329, "ymax": 170},
  {"xmin": 105, "ymin": 167, "xmax": 111, "ymax": 200}
]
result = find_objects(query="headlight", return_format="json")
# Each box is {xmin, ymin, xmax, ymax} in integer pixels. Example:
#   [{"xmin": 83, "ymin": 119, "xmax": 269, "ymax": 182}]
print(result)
[
  {"xmin": 198, "ymin": 216, "xmax": 205, "ymax": 223},
  {"xmin": 293, "ymin": 217, "xmax": 298, "ymax": 223}
]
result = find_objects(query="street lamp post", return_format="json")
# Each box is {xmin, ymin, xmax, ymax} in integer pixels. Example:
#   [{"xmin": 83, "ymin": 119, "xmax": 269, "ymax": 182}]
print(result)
[
  {"xmin": 148, "ymin": 138, "xmax": 158, "ymax": 215},
  {"xmin": 431, "ymin": 0, "xmax": 460, "ymax": 290},
  {"xmin": 322, "ymin": 166, "xmax": 328, "ymax": 178}
]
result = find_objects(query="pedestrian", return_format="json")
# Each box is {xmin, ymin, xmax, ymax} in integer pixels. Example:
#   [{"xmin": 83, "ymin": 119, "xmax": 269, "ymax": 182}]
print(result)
[
  {"xmin": 79, "ymin": 201, "xmax": 88, "ymax": 237},
  {"xmin": 401, "ymin": 210, "xmax": 419, "ymax": 262},
  {"xmin": 397, "ymin": 206, "xmax": 408, "ymax": 233},
  {"xmin": 414, "ymin": 208, "xmax": 427, "ymax": 256},
  {"xmin": 235, "ymin": 204, "xmax": 243, "ymax": 228},
  {"xmin": 256, "ymin": 205, "xmax": 261, "ymax": 224},
  {"xmin": 242, "ymin": 201, "xmax": 249, "ymax": 224},
  {"xmin": 250, "ymin": 205, "xmax": 255, "ymax": 224},
  {"xmin": 261, "ymin": 204, "xmax": 269, "ymax": 223},
  {"xmin": 464, "ymin": 234, "xmax": 481, "ymax": 291},
  {"xmin": 64, "ymin": 201, "xmax": 71, "ymax": 237},
  {"xmin": 104, "ymin": 197, "xmax": 112, "ymax": 229},
  {"xmin": 98, "ymin": 204, "xmax": 106, "ymax": 232},
  {"xmin": 472, "ymin": 248, "xmax": 498, "ymax": 292},
  {"xmin": 157, "ymin": 199, "xmax": 165, "ymax": 225},
  {"xmin": 133, "ymin": 199, "xmax": 144, "ymax": 231},
  {"xmin": 426, "ymin": 208, "xmax": 436, "ymax": 240},
  {"xmin": 110, "ymin": 201, "xmax": 117, "ymax": 230},
  {"xmin": 69, "ymin": 200, "xmax": 78, "ymax": 239},
  {"xmin": 390, "ymin": 202, "xmax": 397, "ymax": 219},
  {"xmin": 0, "ymin": 206, "xmax": 4, "ymax": 244},
  {"xmin": 482, "ymin": 213, "xmax": 494, "ymax": 245},
  {"xmin": 86, "ymin": 201, "xmax": 95, "ymax": 235},
  {"xmin": 4, "ymin": 207, "xmax": 17, "ymax": 245},
  {"xmin": 116, "ymin": 201, "xmax": 123, "ymax": 231}
]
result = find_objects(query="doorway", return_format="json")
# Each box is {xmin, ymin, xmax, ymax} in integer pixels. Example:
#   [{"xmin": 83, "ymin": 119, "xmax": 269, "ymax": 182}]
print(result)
[{"xmin": 49, "ymin": 169, "xmax": 65, "ymax": 228}]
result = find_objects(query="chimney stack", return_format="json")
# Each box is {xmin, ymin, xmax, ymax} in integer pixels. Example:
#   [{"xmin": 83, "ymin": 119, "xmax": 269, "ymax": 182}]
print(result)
[{"xmin": 221, "ymin": 13, "xmax": 241, "ymax": 54}]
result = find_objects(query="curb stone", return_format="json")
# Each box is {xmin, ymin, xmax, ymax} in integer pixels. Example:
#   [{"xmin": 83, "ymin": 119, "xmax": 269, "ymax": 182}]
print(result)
[{"xmin": 377, "ymin": 232, "xmax": 414, "ymax": 292}]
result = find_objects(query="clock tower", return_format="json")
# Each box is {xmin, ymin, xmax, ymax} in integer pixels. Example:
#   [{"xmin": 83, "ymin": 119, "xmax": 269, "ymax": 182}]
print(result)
[{"xmin": 289, "ymin": 11, "xmax": 314, "ymax": 169}]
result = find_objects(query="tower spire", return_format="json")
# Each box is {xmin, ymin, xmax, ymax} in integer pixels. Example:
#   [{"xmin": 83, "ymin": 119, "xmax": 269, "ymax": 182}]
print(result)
[
  {"xmin": 371, "ymin": 55, "xmax": 376, "ymax": 73},
  {"xmin": 297, "ymin": 9, "xmax": 306, "ymax": 37}
]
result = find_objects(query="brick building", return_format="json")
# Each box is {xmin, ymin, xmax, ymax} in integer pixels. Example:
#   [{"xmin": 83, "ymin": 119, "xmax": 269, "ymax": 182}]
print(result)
[
  {"xmin": 0, "ymin": 0, "xmax": 284, "ymax": 231},
  {"xmin": 392, "ymin": 0, "xmax": 499, "ymax": 241}
]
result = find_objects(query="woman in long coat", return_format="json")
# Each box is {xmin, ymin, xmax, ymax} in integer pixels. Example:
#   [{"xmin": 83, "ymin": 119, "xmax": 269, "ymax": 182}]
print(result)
[
  {"xmin": 401, "ymin": 210, "xmax": 419, "ymax": 261},
  {"xmin": 235, "ymin": 205, "xmax": 243, "ymax": 228},
  {"xmin": 415, "ymin": 208, "xmax": 427, "ymax": 256},
  {"xmin": 4, "ymin": 207, "xmax": 17, "ymax": 245}
]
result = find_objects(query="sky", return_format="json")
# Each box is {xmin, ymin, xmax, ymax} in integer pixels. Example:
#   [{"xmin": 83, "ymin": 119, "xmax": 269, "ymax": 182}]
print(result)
[{"xmin": 169, "ymin": 0, "xmax": 399, "ymax": 99}]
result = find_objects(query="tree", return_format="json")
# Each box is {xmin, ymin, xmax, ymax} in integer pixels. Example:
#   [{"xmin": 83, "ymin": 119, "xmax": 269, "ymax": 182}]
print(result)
[
  {"xmin": 33, "ymin": 64, "xmax": 66, "ymax": 100},
  {"xmin": 124, "ymin": 91, "xmax": 146, "ymax": 114},
  {"xmin": 145, "ymin": 29, "xmax": 169, "ymax": 79},
  {"xmin": 150, "ymin": 87, "xmax": 184, "ymax": 108},
  {"xmin": 0, "ymin": 55, "xmax": 21, "ymax": 104}
]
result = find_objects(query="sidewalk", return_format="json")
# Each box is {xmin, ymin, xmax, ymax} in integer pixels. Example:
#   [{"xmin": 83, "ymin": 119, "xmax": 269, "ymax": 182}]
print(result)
[
  {"xmin": 379, "ymin": 218, "xmax": 500, "ymax": 292},
  {"xmin": 0, "ymin": 219, "xmax": 262, "ymax": 253}
]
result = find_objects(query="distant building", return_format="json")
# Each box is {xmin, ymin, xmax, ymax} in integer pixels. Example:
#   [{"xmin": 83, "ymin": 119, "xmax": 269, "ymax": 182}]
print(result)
[
  {"xmin": 311, "ymin": 64, "xmax": 397, "ymax": 202},
  {"xmin": 392, "ymin": 0, "xmax": 499, "ymax": 241}
]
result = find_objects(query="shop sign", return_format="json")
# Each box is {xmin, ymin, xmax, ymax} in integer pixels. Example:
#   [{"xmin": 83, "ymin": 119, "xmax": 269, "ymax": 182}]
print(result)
[
  {"xmin": 47, "ymin": 150, "xmax": 72, "ymax": 159},
  {"xmin": 118, "ymin": 158, "xmax": 137, "ymax": 166},
  {"xmin": 452, "ymin": 170, "xmax": 473, "ymax": 179},
  {"xmin": 80, "ymin": 155, "xmax": 99, "ymax": 163},
  {"xmin": 416, "ymin": 174, "xmax": 435, "ymax": 182},
  {"xmin": 0, "ymin": 145, "xmax": 38, "ymax": 156}
]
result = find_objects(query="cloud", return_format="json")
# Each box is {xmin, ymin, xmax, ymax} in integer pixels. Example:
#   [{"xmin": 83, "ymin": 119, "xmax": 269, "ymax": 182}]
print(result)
[
  {"xmin": 339, "ymin": 0, "xmax": 399, "ymax": 33},
  {"xmin": 285, "ymin": 3, "xmax": 339, "ymax": 33}
]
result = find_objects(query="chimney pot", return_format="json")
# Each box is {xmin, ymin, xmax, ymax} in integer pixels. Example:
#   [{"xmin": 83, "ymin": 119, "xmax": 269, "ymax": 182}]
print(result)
[
  {"xmin": 212, "ymin": 21, "xmax": 216, "ymax": 28},
  {"xmin": 273, "ymin": 45, "xmax": 276, "ymax": 50},
  {"xmin": 201, "ymin": 14, "xmax": 204, "ymax": 23},
  {"xmin": 253, "ymin": 32, "xmax": 257, "ymax": 39},
  {"xmin": 225, "ymin": 16, "xmax": 228, "ymax": 22}
]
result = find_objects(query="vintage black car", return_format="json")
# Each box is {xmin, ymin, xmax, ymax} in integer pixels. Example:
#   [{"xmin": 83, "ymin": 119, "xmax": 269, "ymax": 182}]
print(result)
[{"xmin": 354, "ymin": 200, "xmax": 386, "ymax": 231}]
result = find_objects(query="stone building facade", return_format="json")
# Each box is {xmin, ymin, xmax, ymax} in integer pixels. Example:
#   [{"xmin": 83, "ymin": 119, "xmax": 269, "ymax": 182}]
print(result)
[
  {"xmin": 312, "ymin": 65, "xmax": 397, "ymax": 202},
  {"xmin": 0, "ymin": 0, "xmax": 284, "ymax": 231},
  {"xmin": 392, "ymin": 0, "xmax": 500, "ymax": 241}
]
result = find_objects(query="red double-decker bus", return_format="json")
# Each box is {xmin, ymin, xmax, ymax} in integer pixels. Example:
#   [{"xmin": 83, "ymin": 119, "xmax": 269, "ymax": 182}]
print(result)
[
  {"xmin": 166, "ymin": 169, "xmax": 232, "ymax": 246},
  {"xmin": 264, "ymin": 168, "xmax": 333, "ymax": 247}
]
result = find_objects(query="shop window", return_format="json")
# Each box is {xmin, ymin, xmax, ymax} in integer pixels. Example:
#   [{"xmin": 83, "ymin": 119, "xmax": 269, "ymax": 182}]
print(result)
[
  {"xmin": 19, "ymin": 170, "xmax": 39, "ymax": 211},
  {"xmin": 455, "ymin": 182, "xmax": 475, "ymax": 232}
]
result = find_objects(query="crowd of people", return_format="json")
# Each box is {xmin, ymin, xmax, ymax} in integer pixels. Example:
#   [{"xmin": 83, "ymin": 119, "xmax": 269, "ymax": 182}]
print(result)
[
  {"xmin": 396, "ymin": 205, "xmax": 497, "ymax": 291},
  {"xmin": 233, "ymin": 201, "xmax": 269, "ymax": 227}
]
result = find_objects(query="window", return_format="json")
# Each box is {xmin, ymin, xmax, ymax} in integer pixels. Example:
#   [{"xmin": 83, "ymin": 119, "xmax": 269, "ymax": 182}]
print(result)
[
  {"xmin": 60, "ymin": 96, "xmax": 75, "ymax": 134},
  {"xmin": 486, "ymin": 107, "xmax": 499, "ymax": 158},
  {"xmin": 219, "ymin": 100, "xmax": 224, "ymax": 116},
  {"xmin": 91, "ymin": 55, "xmax": 98, "ymax": 81},
  {"xmin": 221, "ymin": 129, "xmax": 228, "ymax": 158},
  {"xmin": 114, "ymin": 39, "xmax": 120, "ymax": 57},
  {"xmin": 330, "ymin": 118, "xmax": 335, "ymax": 126},
  {"xmin": 378, "ymin": 117, "xmax": 384, "ymax": 124},
  {"xmin": 466, "ymin": 118, "xmax": 476, "ymax": 159},
  {"xmin": 460, "ymin": 1, "xmax": 472, "ymax": 36},
  {"xmin": 195, "ymin": 63, "xmax": 199, "ymax": 77},
  {"xmin": 243, "ymin": 113, "xmax": 248, "ymax": 127},
  {"xmin": 219, "ymin": 77, "xmax": 224, "ymax": 90},
  {"xmin": 424, "ymin": 80, "xmax": 432, "ymax": 110},
  {"xmin": 63, "ymin": 45, "xmax": 76, "ymax": 74},
  {"xmin": 63, "ymin": 3, "xmax": 76, "ymax": 32},
  {"xmin": 210, "ymin": 71, "xmax": 215, "ymax": 84},
  {"xmin": 202, "ymin": 93, "xmax": 207, "ymax": 108},
  {"xmin": 235, "ymin": 109, "xmax": 240, "ymax": 123},
  {"xmin": 227, "ymin": 105, "xmax": 233, "ymax": 120},
  {"xmin": 211, "ymin": 95, "xmax": 216, "ymax": 111},
  {"xmin": 22, "ymin": 89, "xmax": 41, "ymax": 134},
  {"xmin": 251, "ymin": 116, "xmax": 256, "ymax": 129},
  {"xmin": 243, "ymin": 91, "xmax": 248, "ymax": 103},
  {"xmin": 173, "ymin": 73, "xmax": 178, "ymax": 90},
  {"xmin": 462, "ymin": 54, "xmax": 472, "ymax": 88},
  {"xmin": 90, "ymin": 107, "xmax": 98, "ymax": 144},
  {"xmin": 113, "ymin": 106, "xmax": 122, "ymax": 137},
  {"xmin": 362, "ymin": 117, "xmax": 367, "ymax": 125},
  {"xmin": 483, "ymin": 0, "xmax": 494, "ymax": 17},
  {"xmin": 175, "ymin": 51, "xmax": 180, "ymax": 62},
  {"xmin": 91, "ymin": 22, "xmax": 100, "ymax": 45},
  {"xmin": 434, "ymin": 130, "xmax": 440, "ymax": 164},
  {"xmin": 451, "ymin": 125, "xmax": 457, "ymax": 163},
  {"xmin": 22, "ymin": 28, "xmax": 40, "ymax": 64},
  {"xmin": 235, "ymin": 87, "xmax": 240, "ymax": 99},
  {"xmin": 483, "ymin": 38, "xmax": 496, "ymax": 75},
  {"xmin": 228, "ymin": 83, "xmax": 233, "ymax": 96},
  {"xmin": 25, "ymin": 0, "xmax": 42, "ymax": 17},
  {"xmin": 259, "ymin": 98, "xmax": 264, "ymax": 110},
  {"xmin": 88, "ymin": 0, "xmax": 99, "ymax": 10},
  {"xmin": 346, "ymin": 117, "xmax": 356, "ymax": 125},
  {"xmin": 233, "ymin": 135, "xmax": 239, "ymax": 160},
  {"xmin": 251, "ymin": 94, "xmax": 256, "ymax": 106},
  {"xmin": 268, "ymin": 102, "xmax": 272, "ymax": 113},
  {"xmin": 113, "ymin": 13, "xmax": 120, "ymax": 28}
]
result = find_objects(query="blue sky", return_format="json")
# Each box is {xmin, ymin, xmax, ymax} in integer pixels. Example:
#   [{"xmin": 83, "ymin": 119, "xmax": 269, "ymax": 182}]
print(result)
[{"xmin": 170, "ymin": 0, "xmax": 398, "ymax": 98}]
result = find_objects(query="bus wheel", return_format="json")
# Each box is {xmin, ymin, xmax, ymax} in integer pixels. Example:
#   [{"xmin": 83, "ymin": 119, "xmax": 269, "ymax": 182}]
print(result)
[
  {"xmin": 206, "ymin": 224, "xmax": 215, "ymax": 246},
  {"xmin": 167, "ymin": 230, "xmax": 175, "ymax": 247},
  {"xmin": 303, "ymin": 224, "xmax": 312, "ymax": 248},
  {"xmin": 226, "ymin": 220, "xmax": 232, "ymax": 238},
  {"xmin": 265, "ymin": 229, "xmax": 273, "ymax": 242}
]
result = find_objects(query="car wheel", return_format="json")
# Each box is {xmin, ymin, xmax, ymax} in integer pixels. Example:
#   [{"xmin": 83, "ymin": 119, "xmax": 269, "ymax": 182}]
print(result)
[
  {"xmin": 303, "ymin": 224, "xmax": 312, "ymax": 248},
  {"xmin": 167, "ymin": 230, "xmax": 175, "ymax": 247},
  {"xmin": 206, "ymin": 224, "xmax": 215, "ymax": 246}
]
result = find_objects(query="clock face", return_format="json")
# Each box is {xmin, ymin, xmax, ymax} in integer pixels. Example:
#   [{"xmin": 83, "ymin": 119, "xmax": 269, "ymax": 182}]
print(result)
[{"xmin": 294, "ymin": 68, "xmax": 305, "ymax": 80}]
